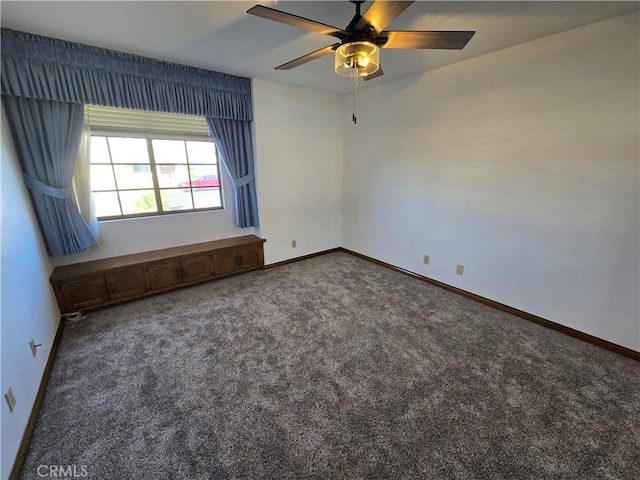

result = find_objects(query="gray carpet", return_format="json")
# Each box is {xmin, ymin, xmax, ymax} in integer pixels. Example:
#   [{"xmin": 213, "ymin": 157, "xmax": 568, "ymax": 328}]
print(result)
[{"xmin": 20, "ymin": 252, "xmax": 640, "ymax": 479}]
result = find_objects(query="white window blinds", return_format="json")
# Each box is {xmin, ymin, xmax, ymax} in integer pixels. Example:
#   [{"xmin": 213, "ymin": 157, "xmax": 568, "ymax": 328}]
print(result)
[{"xmin": 85, "ymin": 105, "xmax": 211, "ymax": 138}]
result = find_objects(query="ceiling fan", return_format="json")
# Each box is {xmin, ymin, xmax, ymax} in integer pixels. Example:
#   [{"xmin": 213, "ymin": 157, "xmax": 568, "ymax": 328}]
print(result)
[{"xmin": 247, "ymin": 0, "xmax": 476, "ymax": 82}]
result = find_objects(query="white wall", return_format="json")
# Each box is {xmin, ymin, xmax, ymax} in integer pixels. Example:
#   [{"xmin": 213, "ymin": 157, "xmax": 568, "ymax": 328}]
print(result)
[
  {"xmin": 1, "ymin": 107, "xmax": 62, "ymax": 479},
  {"xmin": 342, "ymin": 13, "xmax": 640, "ymax": 352},
  {"xmin": 253, "ymin": 78, "xmax": 343, "ymax": 264}
]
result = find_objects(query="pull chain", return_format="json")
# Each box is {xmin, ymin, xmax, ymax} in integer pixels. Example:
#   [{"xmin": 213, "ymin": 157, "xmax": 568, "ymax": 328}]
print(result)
[{"xmin": 352, "ymin": 71, "xmax": 359, "ymax": 125}]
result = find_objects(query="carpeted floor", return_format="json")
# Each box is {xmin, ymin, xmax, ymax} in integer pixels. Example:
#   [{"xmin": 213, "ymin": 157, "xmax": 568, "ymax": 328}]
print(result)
[{"xmin": 20, "ymin": 252, "xmax": 640, "ymax": 479}]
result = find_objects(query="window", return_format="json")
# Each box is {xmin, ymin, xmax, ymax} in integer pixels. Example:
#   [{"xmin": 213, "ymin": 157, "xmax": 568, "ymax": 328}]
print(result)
[{"xmin": 87, "ymin": 106, "xmax": 222, "ymax": 220}]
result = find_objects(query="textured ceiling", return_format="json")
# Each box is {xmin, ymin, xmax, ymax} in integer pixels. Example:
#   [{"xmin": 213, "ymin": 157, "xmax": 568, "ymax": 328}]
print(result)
[{"xmin": 1, "ymin": 1, "xmax": 638, "ymax": 94}]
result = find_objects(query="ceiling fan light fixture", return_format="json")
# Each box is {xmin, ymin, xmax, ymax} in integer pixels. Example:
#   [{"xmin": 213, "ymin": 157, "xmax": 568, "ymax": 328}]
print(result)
[{"xmin": 335, "ymin": 41, "xmax": 380, "ymax": 77}]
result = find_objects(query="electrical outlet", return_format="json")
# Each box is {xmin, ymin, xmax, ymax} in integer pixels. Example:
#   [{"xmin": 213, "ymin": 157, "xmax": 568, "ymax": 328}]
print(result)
[
  {"xmin": 291, "ymin": 240, "xmax": 297, "ymax": 248},
  {"xmin": 423, "ymin": 255, "xmax": 430, "ymax": 265},
  {"xmin": 456, "ymin": 264, "xmax": 464, "ymax": 276},
  {"xmin": 29, "ymin": 338, "xmax": 41, "ymax": 357},
  {"xmin": 4, "ymin": 388, "xmax": 16, "ymax": 413}
]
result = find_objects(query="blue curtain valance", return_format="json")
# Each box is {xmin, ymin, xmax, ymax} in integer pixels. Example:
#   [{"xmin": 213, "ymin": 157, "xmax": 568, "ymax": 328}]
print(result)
[{"xmin": 1, "ymin": 28, "xmax": 253, "ymax": 121}]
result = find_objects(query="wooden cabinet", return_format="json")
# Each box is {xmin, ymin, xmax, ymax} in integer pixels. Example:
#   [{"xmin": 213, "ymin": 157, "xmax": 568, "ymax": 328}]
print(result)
[
  {"xmin": 50, "ymin": 235, "xmax": 265, "ymax": 314},
  {"xmin": 105, "ymin": 267, "xmax": 147, "ymax": 300},
  {"xmin": 239, "ymin": 245, "xmax": 261, "ymax": 269},
  {"xmin": 58, "ymin": 276, "xmax": 109, "ymax": 313},
  {"xmin": 181, "ymin": 255, "xmax": 212, "ymax": 283},
  {"xmin": 212, "ymin": 243, "xmax": 263, "ymax": 276},
  {"xmin": 212, "ymin": 249, "xmax": 240, "ymax": 276},
  {"xmin": 148, "ymin": 261, "xmax": 182, "ymax": 292}
]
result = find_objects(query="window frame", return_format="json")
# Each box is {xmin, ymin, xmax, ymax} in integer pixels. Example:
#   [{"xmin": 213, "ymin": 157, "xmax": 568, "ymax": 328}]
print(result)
[{"xmin": 90, "ymin": 129, "xmax": 224, "ymax": 221}]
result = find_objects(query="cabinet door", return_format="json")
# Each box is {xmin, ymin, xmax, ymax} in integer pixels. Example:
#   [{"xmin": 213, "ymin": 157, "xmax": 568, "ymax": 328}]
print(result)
[
  {"xmin": 212, "ymin": 249, "xmax": 239, "ymax": 276},
  {"xmin": 238, "ymin": 245, "xmax": 262, "ymax": 270},
  {"xmin": 59, "ymin": 276, "xmax": 109, "ymax": 312},
  {"xmin": 148, "ymin": 261, "xmax": 182, "ymax": 291},
  {"xmin": 104, "ymin": 268, "xmax": 147, "ymax": 301},
  {"xmin": 181, "ymin": 255, "xmax": 212, "ymax": 283}
]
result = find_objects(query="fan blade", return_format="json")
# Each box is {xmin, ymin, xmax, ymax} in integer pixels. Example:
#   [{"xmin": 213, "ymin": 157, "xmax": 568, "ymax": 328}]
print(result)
[
  {"xmin": 381, "ymin": 30, "xmax": 475, "ymax": 49},
  {"xmin": 355, "ymin": 1, "xmax": 414, "ymax": 34},
  {"xmin": 364, "ymin": 66, "xmax": 384, "ymax": 81},
  {"xmin": 248, "ymin": 5, "xmax": 345, "ymax": 37},
  {"xmin": 275, "ymin": 44, "xmax": 341, "ymax": 70}
]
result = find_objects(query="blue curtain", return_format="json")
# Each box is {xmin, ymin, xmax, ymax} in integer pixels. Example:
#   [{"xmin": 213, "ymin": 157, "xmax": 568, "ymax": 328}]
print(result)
[
  {"xmin": 1, "ymin": 28, "xmax": 252, "ymax": 121},
  {"xmin": 207, "ymin": 118, "xmax": 259, "ymax": 228},
  {"xmin": 1, "ymin": 28, "xmax": 260, "ymax": 237},
  {"xmin": 2, "ymin": 96, "xmax": 98, "ymax": 256}
]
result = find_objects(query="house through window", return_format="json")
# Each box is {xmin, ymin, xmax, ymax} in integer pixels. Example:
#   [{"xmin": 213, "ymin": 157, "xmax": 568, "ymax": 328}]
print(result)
[{"xmin": 87, "ymin": 106, "xmax": 223, "ymax": 220}]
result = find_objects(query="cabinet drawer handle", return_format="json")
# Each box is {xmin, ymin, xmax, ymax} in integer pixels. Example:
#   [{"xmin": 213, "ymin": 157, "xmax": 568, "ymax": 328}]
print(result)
[{"xmin": 107, "ymin": 282, "xmax": 114, "ymax": 296}]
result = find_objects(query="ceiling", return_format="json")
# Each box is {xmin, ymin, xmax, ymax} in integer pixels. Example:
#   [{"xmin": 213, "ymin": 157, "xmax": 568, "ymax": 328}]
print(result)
[{"xmin": 1, "ymin": 1, "xmax": 638, "ymax": 94}]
